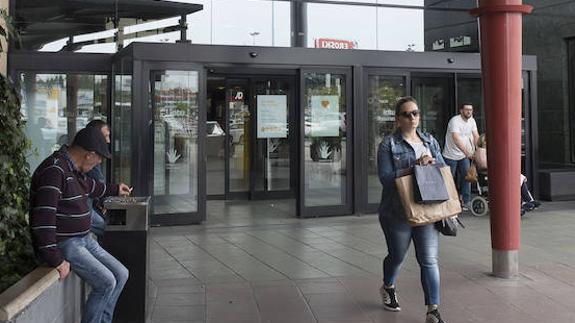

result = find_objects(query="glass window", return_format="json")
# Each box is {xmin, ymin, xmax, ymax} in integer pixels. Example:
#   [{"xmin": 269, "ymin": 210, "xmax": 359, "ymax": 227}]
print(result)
[
  {"xmin": 412, "ymin": 76, "xmax": 453, "ymax": 147},
  {"xmin": 152, "ymin": 70, "xmax": 200, "ymax": 215},
  {"xmin": 20, "ymin": 73, "xmax": 109, "ymax": 173},
  {"xmin": 456, "ymin": 77, "xmax": 484, "ymax": 133},
  {"xmin": 113, "ymin": 59, "xmax": 132, "ymax": 185},
  {"xmin": 210, "ymin": 0, "xmax": 290, "ymax": 47},
  {"xmin": 303, "ymin": 72, "xmax": 348, "ymax": 207},
  {"xmin": 227, "ymin": 83, "xmax": 251, "ymax": 193},
  {"xmin": 307, "ymin": 3, "xmax": 377, "ymax": 50},
  {"xmin": 378, "ymin": 7, "xmax": 424, "ymax": 51},
  {"xmin": 367, "ymin": 75, "xmax": 406, "ymax": 205}
]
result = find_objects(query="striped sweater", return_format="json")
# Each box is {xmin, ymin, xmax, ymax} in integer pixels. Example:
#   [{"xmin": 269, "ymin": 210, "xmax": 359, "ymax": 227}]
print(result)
[{"xmin": 29, "ymin": 147, "xmax": 119, "ymax": 267}]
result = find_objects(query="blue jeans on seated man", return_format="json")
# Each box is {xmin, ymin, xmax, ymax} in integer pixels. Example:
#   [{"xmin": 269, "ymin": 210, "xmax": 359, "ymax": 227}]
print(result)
[
  {"xmin": 88, "ymin": 197, "xmax": 106, "ymax": 238},
  {"xmin": 58, "ymin": 235, "xmax": 129, "ymax": 323},
  {"xmin": 444, "ymin": 157, "xmax": 471, "ymax": 205},
  {"xmin": 380, "ymin": 217, "xmax": 440, "ymax": 305}
]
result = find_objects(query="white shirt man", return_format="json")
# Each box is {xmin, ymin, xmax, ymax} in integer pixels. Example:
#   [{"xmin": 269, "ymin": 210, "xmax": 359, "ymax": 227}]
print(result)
[
  {"xmin": 443, "ymin": 106, "xmax": 479, "ymax": 160},
  {"xmin": 443, "ymin": 104, "xmax": 479, "ymax": 207}
]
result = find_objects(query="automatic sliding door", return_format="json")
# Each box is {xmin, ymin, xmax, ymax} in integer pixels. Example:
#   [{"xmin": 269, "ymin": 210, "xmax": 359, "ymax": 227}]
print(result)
[
  {"xmin": 411, "ymin": 76, "xmax": 453, "ymax": 147},
  {"xmin": 300, "ymin": 69, "xmax": 352, "ymax": 217},
  {"xmin": 366, "ymin": 73, "xmax": 407, "ymax": 206},
  {"xmin": 252, "ymin": 78, "xmax": 295, "ymax": 198},
  {"xmin": 151, "ymin": 70, "xmax": 202, "ymax": 223},
  {"xmin": 227, "ymin": 81, "xmax": 251, "ymax": 196}
]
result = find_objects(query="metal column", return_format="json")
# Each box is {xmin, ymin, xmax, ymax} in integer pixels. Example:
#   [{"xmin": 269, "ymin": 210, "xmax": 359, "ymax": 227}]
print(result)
[{"xmin": 471, "ymin": 1, "xmax": 533, "ymax": 278}]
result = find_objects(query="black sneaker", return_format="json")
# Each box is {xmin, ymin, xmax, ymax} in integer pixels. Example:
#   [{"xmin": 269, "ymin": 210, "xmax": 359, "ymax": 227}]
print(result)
[
  {"xmin": 523, "ymin": 202, "xmax": 536, "ymax": 212},
  {"xmin": 379, "ymin": 285, "xmax": 401, "ymax": 311},
  {"xmin": 532, "ymin": 200, "xmax": 541, "ymax": 208},
  {"xmin": 425, "ymin": 309, "xmax": 445, "ymax": 323}
]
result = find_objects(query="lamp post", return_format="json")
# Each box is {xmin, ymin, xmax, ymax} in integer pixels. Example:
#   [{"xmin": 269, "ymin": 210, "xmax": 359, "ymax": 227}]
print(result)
[{"xmin": 249, "ymin": 31, "xmax": 260, "ymax": 46}]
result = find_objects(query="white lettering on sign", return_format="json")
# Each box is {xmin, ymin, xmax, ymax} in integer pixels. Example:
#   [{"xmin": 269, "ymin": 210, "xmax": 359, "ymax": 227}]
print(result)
[
  {"xmin": 314, "ymin": 38, "xmax": 356, "ymax": 50},
  {"xmin": 233, "ymin": 91, "xmax": 244, "ymax": 101}
]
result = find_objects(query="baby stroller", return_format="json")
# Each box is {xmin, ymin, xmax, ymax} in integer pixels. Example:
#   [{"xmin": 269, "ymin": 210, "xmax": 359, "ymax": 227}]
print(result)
[{"xmin": 470, "ymin": 170, "xmax": 489, "ymax": 217}]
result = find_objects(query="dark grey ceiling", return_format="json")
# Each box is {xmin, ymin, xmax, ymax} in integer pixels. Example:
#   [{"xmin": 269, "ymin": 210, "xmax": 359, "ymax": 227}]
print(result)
[{"xmin": 15, "ymin": 0, "xmax": 203, "ymax": 50}]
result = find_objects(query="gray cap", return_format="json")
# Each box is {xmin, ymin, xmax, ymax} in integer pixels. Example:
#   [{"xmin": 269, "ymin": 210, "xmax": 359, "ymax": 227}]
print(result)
[{"xmin": 71, "ymin": 126, "xmax": 111, "ymax": 159}]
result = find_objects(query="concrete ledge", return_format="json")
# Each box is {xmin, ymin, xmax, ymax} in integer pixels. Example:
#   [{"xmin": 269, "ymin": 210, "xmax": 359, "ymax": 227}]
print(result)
[
  {"xmin": 0, "ymin": 267, "xmax": 82, "ymax": 323},
  {"xmin": 539, "ymin": 169, "xmax": 575, "ymax": 201}
]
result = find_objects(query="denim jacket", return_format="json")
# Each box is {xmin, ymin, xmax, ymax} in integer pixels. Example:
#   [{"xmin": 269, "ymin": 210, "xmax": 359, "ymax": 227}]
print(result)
[{"xmin": 377, "ymin": 129, "xmax": 445, "ymax": 223}]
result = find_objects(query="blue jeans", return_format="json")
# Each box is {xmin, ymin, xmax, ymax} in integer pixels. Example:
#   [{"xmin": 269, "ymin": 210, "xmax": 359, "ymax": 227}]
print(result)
[
  {"xmin": 88, "ymin": 198, "xmax": 106, "ymax": 237},
  {"xmin": 379, "ymin": 217, "xmax": 440, "ymax": 305},
  {"xmin": 444, "ymin": 157, "xmax": 471, "ymax": 204},
  {"xmin": 58, "ymin": 235, "xmax": 129, "ymax": 323}
]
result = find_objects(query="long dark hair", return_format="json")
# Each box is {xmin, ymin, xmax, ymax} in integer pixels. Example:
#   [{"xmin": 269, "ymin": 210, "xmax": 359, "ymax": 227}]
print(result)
[{"xmin": 86, "ymin": 119, "xmax": 108, "ymax": 130}]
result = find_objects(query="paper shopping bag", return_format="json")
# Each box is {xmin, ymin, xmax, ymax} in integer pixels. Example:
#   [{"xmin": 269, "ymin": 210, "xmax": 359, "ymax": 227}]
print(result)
[{"xmin": 395, "ymin": 166, "xmax": 462, "ymax": 226}]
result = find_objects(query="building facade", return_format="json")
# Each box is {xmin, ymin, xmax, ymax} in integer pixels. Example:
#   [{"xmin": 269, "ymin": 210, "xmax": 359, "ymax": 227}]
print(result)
[{"xmin": 11, "ymin": 0, "xmax": 554, "ymax": 225}]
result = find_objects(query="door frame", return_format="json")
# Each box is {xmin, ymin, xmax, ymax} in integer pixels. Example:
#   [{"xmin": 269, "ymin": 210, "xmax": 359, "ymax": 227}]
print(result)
[
  {"xmin": 249, "ymin": 75, "xmax": 298, "ymax": 200},
  {"xmin": 361, "ymin": 68, "xmax": 411, "ymax": 214},
  {"xmin": 206, "ymin": 70, "xmax": 299, "ymax": 201},
  {"xmin": 298, "ymin": 67, "xmax": 354, "ymax": 218},
  {"xmin": 142, "ymin": 62, "xmax": 207, "ymax": 226}
]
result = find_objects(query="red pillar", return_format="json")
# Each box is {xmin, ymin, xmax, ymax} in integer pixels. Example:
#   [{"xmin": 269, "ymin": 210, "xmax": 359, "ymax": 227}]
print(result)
[{"xmin": 470, "ymin": 1, "xmax": 532, "ymax": 278}]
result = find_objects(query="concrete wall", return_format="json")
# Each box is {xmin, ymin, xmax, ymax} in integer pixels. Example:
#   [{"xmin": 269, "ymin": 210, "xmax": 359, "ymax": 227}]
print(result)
[{"xmin": 0, "ymin": 268, "xmax": 83, "ymax": 323}]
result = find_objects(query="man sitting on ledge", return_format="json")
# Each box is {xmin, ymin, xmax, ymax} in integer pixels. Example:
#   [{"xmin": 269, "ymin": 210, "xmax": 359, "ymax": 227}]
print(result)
[{"xmin": 29, "ymin": 126, "xmax": 131, "ymax": 323}]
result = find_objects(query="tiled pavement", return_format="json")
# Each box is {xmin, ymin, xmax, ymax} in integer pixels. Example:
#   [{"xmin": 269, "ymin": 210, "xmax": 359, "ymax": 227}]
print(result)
[{"xmin": 147, "ymin": 200, "xmax": 575, "ymax": 323}]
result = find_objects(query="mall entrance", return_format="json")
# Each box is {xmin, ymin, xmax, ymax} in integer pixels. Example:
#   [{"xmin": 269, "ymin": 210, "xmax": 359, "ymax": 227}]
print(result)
[
  {"xmin": 205, "ymin": 72, "xmax": 298, "ymax": 201},
  {"xmin": 11, "ymin": 43, "xmax": 538, "ymax": 226}
]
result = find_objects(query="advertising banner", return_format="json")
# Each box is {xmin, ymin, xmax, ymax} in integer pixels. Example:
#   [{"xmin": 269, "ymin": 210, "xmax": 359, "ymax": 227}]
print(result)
[
  {"xmin": 257, "ymin": 95, "xmax": 287, "ymax": 138},
  {"xmin": 310, "ymin": 95, "xmax": 339, "ymax": 137}
]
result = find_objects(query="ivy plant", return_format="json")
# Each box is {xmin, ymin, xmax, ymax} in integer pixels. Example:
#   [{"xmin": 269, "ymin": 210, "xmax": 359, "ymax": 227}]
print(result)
[{"xmin": 0, "ymin": 9, "xmax": 38, "ymax": 293}]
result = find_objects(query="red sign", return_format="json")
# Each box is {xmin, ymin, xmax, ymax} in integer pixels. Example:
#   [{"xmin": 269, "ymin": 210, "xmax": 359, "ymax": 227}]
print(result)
[{"xmin": 314, "ymin": 38, "xmax": 357, "ymax": 50}]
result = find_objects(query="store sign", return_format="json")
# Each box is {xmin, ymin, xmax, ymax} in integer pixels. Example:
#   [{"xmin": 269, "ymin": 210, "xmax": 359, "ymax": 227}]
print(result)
[
  {"xmin": 257, "ymin": 95, "xmax": 287, "ymax": 138},
  {"xmin": 231, "ymin": 90, "xmax": 244, "ymax": 101},
  {"xmin": 450, "ymin": 36, "xmax": 471, "ymax": 48},
  {"xmin": 310, "ymin": 95, "xmax": 340, "ymax": 137},
  {"xmin": 314, "ymin": 38, "xmax": 356, "ymax": 50}
]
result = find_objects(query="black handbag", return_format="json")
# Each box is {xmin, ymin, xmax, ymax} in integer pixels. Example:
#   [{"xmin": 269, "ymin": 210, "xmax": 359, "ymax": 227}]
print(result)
[
  {"xmin": 413, "ymin": 165, "xmax": 450, "ymax": 204},
  {"xmin": 435, "ymin": 216, "xmax": 465, "ymax": 236}
]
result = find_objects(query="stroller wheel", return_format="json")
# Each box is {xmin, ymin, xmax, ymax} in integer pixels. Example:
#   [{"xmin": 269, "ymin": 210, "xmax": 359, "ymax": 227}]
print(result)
[{"xmin": 471, "ymin": 196, "xmax": 489, "ymax": 217}]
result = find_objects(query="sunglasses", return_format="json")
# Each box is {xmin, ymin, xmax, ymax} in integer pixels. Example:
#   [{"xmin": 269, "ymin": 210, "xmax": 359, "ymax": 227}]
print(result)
[{"xmin": 399, "ymin": 109, "xmax": 420, "ymax": 118}]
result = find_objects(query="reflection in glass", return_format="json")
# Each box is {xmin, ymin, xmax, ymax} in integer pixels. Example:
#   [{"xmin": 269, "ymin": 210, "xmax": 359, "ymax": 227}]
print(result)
[
  {"xmin": 153, "ymin": 71, "xmax": 199, "ymax": 215},
  {"xmin": 457, "ymin": 77, "xmax": 484, "ymax": 133},
  {"xmin": 304, "ymin": 72, "xmax": 347, "ymax": 207},
  {"xmin": 412, "ymin": 77, "xmax": 451, "ymax": 147},
  {"xmin": 307, "ymin": 3, "xmax": 376, "ymax": 50},
  {"xmin": 227, "ymin": 84, "xmax": 251, "ymax": 193},
  {"xmin": 367, "ymin": 75, "xmax": 406, "ymax": 204},
  {"xmin": 377, "ymin": 7, "xmax": 424, "ymax": 51},
  {"xmin": 253, "ymin": 79, "xmax": 292, "ymax": 192},
  {"xmin": 206, "ymin": 78, "xmax": 226, "ymax": 196},
  {"xmin": 20, "ymin": 73, "xmax": 109, "ymax": 172},
  {"xmin": 113, "ymin": 72, "xmax": 132, "ymax": 185}
]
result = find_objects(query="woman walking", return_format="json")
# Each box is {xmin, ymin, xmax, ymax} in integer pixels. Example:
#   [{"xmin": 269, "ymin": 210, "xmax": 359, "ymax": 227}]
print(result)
[{"xmin": 377, "ymin": 96, "xmax": 447, "ymax": 323}]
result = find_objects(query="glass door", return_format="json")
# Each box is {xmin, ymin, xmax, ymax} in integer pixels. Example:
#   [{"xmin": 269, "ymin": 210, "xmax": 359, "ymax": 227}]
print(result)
[
  {"xmin": 151, "ymin": 70, "xmax": 202, "ymax": 223},
  {"xmin": 365, "ymin": 73, "xmax": 408, "ymax": 207},
  {"xmin": 456, "ymin": 75, "xmax": 485, "ymax": 133},
  {"xmin": 251, "ymin": 77, "xmax": 296, "ymax": 199},
  {"xmin": 299, "ymin": 68, "xmax": 353, "ymax": 217},
  {"xmin": 411, "ymin": 75, "xmax": 454, "ymax": 147},
  {"xmin": 227, "ymin": 80, "xmax": 251, "ymax": 197},
  {"xmin": 206, "ymin": 75, "xmax": 296, "ymax": 200}
]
